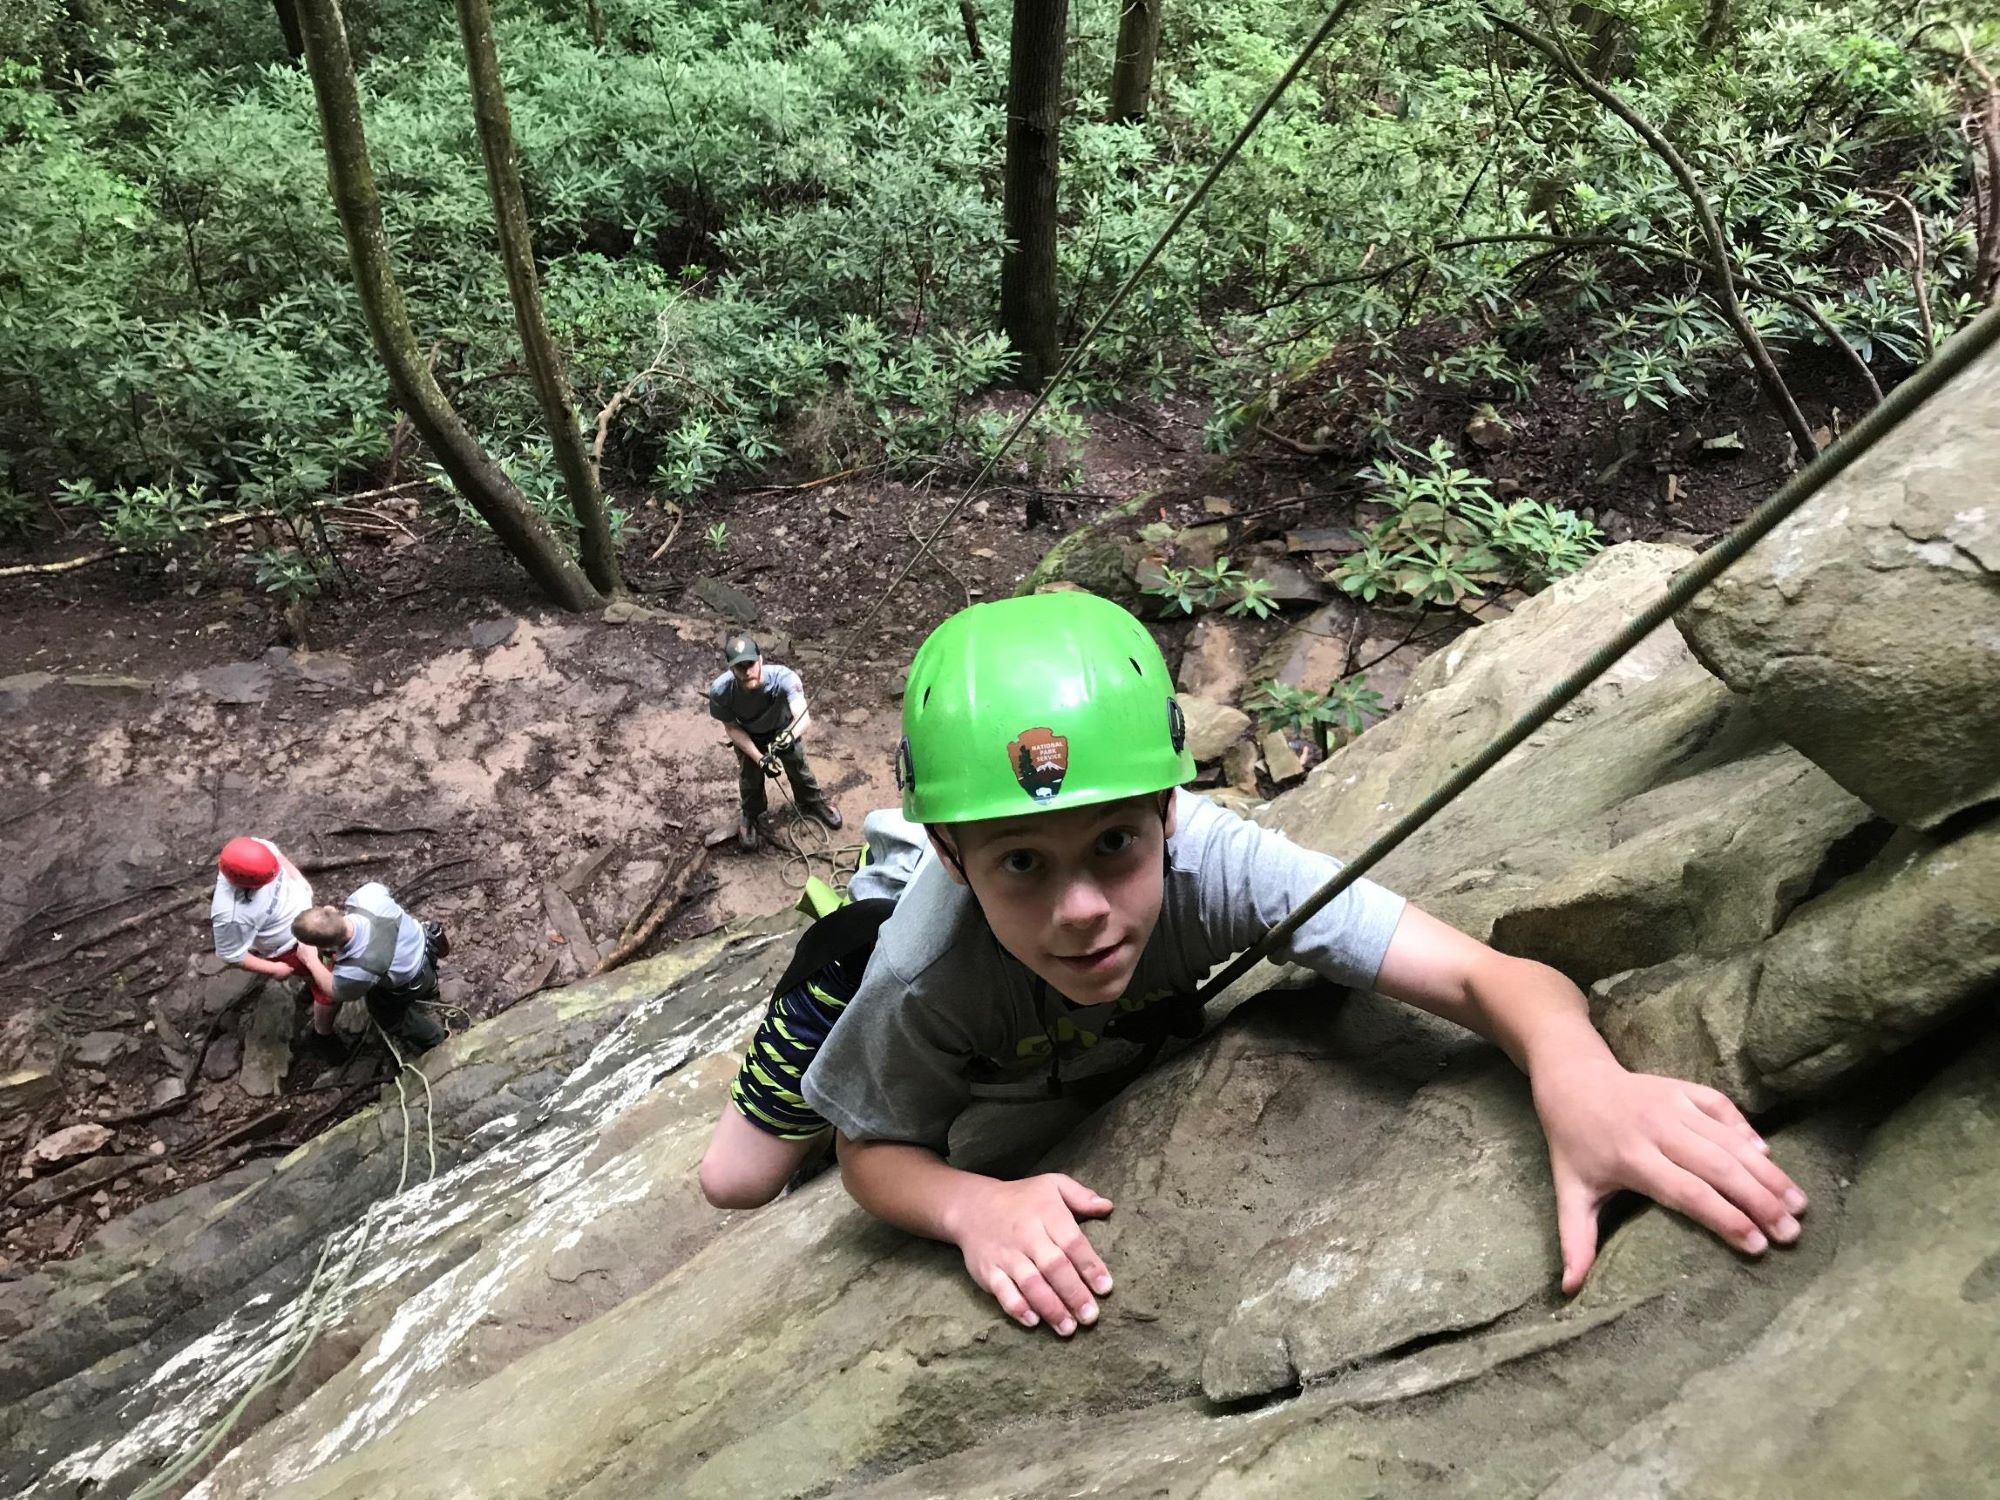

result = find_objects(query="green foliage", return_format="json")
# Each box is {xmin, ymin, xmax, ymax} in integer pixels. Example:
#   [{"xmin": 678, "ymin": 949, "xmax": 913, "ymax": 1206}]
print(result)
[
  {"xmin": 1333, "ymin": 440, "xmax": 1599, "ymax": 607},
  {"xmin": 1247, "ymin": 675, "xmax": 1384, "ymax": 746},
  {"xmin": 252, "ymin": 544, "xmax": 332, "ymax": 601},
  {"xmin": 703, "ymin": 520, "xmax": 730, "ymax": 556},
  {"xmin": 1143, "ymin": 556, "xmax": 1278, "ymax": 618},
  {"xmin": 0, "ymin": 0, "xmax": 1986, "ymax": 577}
]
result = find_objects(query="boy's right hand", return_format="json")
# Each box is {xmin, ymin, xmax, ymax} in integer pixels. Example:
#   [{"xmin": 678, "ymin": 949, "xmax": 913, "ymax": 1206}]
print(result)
[{"xmin": 952, "ymin": 1173, "xmax": 1115, "ymax": 1337}]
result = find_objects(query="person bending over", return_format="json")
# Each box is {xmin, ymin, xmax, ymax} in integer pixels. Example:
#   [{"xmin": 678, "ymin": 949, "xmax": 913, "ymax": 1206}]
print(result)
[
  {"xmin": 211, "ymin": 836, "xmax": 337, "ymax": 1034},
  {"xmin": 292, "ymin": 881, "xmax": 449, "ymax": 1056}
]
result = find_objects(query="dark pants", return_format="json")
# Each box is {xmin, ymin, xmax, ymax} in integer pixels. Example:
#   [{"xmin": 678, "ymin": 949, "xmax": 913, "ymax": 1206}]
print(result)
[
  {"xmin": 738, "ymin": 731, "xmax": 827, "ymax": 820},
  {"xmin": 365, "ymin": 928, "xmax": 446, "ymax": 1050}
]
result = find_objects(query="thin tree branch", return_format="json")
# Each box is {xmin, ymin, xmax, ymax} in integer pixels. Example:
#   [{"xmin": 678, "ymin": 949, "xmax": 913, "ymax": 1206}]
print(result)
[{"xmin": 1490, "ymin": 15, "xmax": 1820, "ymax": 458}]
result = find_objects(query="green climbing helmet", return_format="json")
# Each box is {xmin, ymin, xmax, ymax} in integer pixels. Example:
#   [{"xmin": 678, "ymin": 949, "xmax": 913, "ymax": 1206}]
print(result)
[{"xmin": 897, "ymin": 591, "xmax": 1193, "ymax": 824}]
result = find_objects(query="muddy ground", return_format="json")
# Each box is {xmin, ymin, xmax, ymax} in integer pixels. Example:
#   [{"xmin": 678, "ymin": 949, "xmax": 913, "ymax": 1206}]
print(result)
[{"xmin": 0, "ymin": 346, "xmax": 1831, "ymax": 1274}]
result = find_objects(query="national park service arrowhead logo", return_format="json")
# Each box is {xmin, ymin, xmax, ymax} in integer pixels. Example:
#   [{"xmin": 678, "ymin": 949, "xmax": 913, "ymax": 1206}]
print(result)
[{"xmin": 1007, "ymin": 726, "xmax": 1068, "ymax": 802}]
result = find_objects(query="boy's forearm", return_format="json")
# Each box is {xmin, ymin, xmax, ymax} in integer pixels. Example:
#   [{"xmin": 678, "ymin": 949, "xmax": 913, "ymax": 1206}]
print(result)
[
  {"xmin": 1377, "ymin": 907, "xmax": 1619, "ymax": 1082},
  {"xmin": 235, "ymin": 953, "xmax": 289, "ymax": 979},
  {"xmin": 837, "ymin": 1136, "xmax": 989, "ymax": 1244},
  {"xmin": 1468, "ymin": 955, "xmax": 1618, "ymax": 1079}
]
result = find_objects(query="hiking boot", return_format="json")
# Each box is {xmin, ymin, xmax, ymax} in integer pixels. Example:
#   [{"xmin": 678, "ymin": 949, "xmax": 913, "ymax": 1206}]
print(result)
[
  {"xmin": 297, "ymin": 1029, "xmax": 348, "ymax": 1066},
  {"xmin": 805, "ymin": 802, "xmax": 844, "ymax": 831},
  {"xmin": 423, "ymin": 920, "xmax": 451, "ymax": 960},
  {"xmin": 394, "ymin": 1005, "xmax": 448, "ymax": 1053},
  {"xmin": 737, "ymin": 814, "xmax": 760, "ymax": 853}
]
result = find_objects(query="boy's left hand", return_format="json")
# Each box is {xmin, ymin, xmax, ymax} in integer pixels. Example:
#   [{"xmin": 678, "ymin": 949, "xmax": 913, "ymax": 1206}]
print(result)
[{"xmin": 1533, "ymin": 1056, "xmax": 1807, "ymax": 1293}]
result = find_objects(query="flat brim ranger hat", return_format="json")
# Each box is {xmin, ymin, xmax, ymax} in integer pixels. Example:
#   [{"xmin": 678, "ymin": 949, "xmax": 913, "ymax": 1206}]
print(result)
[{"xmin": 896, "ymin": 592, "xmax": 1194, "ymax": 825}]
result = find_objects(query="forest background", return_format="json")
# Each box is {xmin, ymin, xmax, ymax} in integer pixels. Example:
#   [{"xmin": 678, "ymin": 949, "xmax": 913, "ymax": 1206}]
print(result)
[{"xmin": 2, "ymin": 0, "xmax": 1995, "ymax": 618}]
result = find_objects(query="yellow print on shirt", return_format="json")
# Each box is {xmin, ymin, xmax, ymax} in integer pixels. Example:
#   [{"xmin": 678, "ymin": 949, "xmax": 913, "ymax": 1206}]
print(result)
[{"xmin": 1014, "ymin": 989, "xmax": 1171, "ymax": 1058}]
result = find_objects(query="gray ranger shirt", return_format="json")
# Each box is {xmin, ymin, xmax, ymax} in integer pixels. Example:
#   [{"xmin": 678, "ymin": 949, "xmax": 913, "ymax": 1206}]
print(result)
[
  {"xmin": 801, "ymin": 790, "xmax": 1406, "ymax": 1153},
  {"xmin": 707, "ymin": 663, "xmax": 806, "ymax": 738}
]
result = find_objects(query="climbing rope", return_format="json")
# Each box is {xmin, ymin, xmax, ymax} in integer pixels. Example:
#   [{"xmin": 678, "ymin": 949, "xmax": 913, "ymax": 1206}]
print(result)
[
  {"xmin": 1195, "ymin": 303, "xmax": 2000, "ymax": 1008},
  {"xmin": 130, "ymin": 1024, "xmax": 440, "ymax": 1499},
  {"xmin": 760, "ymin": 769, "xmax": 864, "ymax": 892},
  {"xmin": 855, "ymin": 0, "xmax": 1365, "ymax": 635}
]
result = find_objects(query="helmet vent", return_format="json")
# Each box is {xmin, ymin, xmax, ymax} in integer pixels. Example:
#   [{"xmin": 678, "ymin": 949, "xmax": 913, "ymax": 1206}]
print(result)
[
  {"xmin": 1129, "ymin": 657, "xmax": 1143, "ymax": 676},
  {"xmin": 922, "ymin": 686, "xmax": 933, "ymax": 708}
]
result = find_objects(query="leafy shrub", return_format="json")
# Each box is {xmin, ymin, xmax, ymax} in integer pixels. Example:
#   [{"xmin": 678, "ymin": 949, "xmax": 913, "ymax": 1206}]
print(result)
[
  {"xmin": 1333, "ymin": 440, "xmax": 1599, "ymax": 607},
  {"xmin": 1247, "ymin": 676, "xmax": 1383, "ymax": 746}
]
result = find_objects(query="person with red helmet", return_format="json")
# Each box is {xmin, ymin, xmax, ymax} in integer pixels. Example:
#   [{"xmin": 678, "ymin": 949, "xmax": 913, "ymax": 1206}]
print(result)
[{"xmin": 211, "ymin": 837, "xmax": 336, "ymax": 1035}]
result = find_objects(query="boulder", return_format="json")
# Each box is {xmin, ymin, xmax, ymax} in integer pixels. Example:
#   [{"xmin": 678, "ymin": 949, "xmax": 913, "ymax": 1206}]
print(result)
[
  {"xmin": 1175, "ymin": 615, "xmax": 1252, "ymax": 704},
  {"xmin": 687, "ymin": 576, "xmax": 759, "ymax": 624},
  {"xmin": 237, "ymin": 987, "xmax": 294, "ymax": 1099},
  {"xmin": 1543, "ymin": 1031, "xmax": 2000, "ymax": 1498},
  {"xmin": 1593, "ymin": 813, "xmax": 1999, "ymax": 1108},
  {"xmin": 1250, "ymin": 599, "xmax": 1357, "ymax": 694},
  {"xmin": 1272, "ymin": 542, "xmax": 1701, "ymax": 856},
  {"xmin": 71, "ymin": 1033, "xmax": 140, "ymax": 1068},
  {"xmin": 1175, "ymin": 696, "xmax": 1250, "ymax": 763},
  {"xmin": 0, "ymin": 1070, "xmax": 58, "ymax": 1121},
  {"xmin": 26, "ymin": 1125, "xmax": 112, "ymax": 1169},
  {"xmin": 1018, "ymin": 494, "xmax": 1151, "ymax": 605},
  {"xmin": 1677, "ymin": 342, "xmax": 2000, "ymax": 829},
  {"xmin": 1261, "ymin": 730, "xmax": 1303, "ymax": 784},
  {"xmin": 200, "ymin": 1036, "xmax": 242, "ymax": 1081}
]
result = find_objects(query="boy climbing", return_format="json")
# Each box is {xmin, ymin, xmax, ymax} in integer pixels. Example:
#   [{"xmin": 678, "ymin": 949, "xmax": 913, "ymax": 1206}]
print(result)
[
  {"xmin": 210, "ymin": 836, "xmax": 337, "ymax": 1023},
  {"xmin": 713, "ymin": 592, "xmax": 1808, "ymax": 1339},
  {"xmin": 291, "ymin": 881, "xmax": 450, "ymax": 1056},
  {"xmin": 708, "ymin": 633, "xmax": 844, "ymax": 852}
]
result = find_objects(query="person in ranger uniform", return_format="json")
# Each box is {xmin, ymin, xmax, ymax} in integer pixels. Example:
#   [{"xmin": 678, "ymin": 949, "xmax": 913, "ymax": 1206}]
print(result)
[{"xmin": 709, "ymin": 633, "xmax": 844, "ymax": 851}]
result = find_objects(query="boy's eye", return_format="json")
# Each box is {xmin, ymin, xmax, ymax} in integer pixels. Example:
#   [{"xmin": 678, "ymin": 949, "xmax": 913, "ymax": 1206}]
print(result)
[
  {"xmin": 1096, "ymin": 828, "xmax": 1138, "ymax": 857},
  {"xmin": 1000, "ymin": 849, "xmax": 1041, "ymax": 876}
]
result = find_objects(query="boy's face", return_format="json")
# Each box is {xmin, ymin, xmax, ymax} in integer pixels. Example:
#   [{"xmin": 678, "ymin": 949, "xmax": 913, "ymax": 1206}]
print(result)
[{"xmin": 935, "ymin": 793, "xmax": 1175, "ymax": 1007}]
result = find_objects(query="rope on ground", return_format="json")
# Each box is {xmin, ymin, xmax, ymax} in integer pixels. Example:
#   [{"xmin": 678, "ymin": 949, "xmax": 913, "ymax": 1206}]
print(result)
[
  {"xmin": 130, "ymin": 1025, "xmax": 439, "ymax": 1499},
  {"xmin": 763, "ymin": 774, "xmax": 864, "ymax": 892},
  {"xmin": 1195, "ymin": 304, "xmax": 2000, "ymax": 1008},
  {"xmin": 853, "ymin": 0, "xmax": 1365, "ymax": 636}
]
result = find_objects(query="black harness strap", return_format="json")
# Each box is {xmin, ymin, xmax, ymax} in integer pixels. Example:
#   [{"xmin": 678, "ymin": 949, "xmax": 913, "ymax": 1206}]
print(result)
[{"xmin": 770, "ymin": 898, "xmax": 896, "ymax": 1001}]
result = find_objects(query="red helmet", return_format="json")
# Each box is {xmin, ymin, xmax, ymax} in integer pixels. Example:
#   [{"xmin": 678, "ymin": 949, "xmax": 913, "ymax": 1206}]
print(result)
[{"xmin": 218, "ymin": 837, "xmax": 280, "ymax": 889}]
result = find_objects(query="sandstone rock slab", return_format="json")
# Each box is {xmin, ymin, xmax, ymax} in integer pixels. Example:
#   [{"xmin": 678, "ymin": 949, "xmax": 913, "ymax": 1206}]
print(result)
[
  {"xmin": 1677, "ymin": 342, "xmax": 2000, "ymax": 829},
  {"xmin": 1176, "ymin": 695, "xmax": 1250, "ymax": 762}
]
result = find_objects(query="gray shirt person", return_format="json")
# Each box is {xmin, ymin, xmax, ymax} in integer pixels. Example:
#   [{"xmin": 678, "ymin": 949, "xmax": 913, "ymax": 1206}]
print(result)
[
  {"xmin": 708, "ymin": 662, "xmax": 805, "ymax": 737},
  {"xmin": 328, "ymin": 881, "xmax": 428, "ymax": 1003},
  {"xmin": 801, "ymin": 790, "xmax": 1406, "ymax": 1154}
]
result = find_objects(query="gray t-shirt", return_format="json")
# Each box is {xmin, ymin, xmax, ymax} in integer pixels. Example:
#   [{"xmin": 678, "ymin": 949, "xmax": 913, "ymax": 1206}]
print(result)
[
  {"xmin": 329, "ymin": 882, "xmax": 428, "ymax": 1002},
  {"xmin": 801, "ymin": 790, "xmax": 1406, "ymax": 1152},
  {"xmin": 707, "ymin": 663, "xmax": 805, "ymax": 737}
]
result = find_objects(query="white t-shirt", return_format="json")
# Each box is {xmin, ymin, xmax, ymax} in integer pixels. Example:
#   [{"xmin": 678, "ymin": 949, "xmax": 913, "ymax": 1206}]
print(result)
[{"xmin": 210, "ymin": 840, "xmax": 312, "ymax": 962}]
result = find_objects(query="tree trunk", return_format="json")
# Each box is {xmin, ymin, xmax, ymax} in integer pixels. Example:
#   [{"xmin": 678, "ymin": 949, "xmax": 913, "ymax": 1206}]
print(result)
[
  {"xmin": 1696, "ymin": 0, "xmax": 1731, "ymax": 60},
  {"xmin": 294, "ymin": 0, "xmax": 602, "ymax": 611},
  {"xmin": 455, "ymin": 0, "xmax": 623, "ymax": 596},
  {"xmin": 584, "ymin": 0, "xmax": 604, "ymax": 48},
  {"xmin": 272, "ymin": 0, "xmax": 306, "ymax": 60},
  {"xmin": 1000, "ymin": 0, "xmax": 1067, "ymax": 389},
  {"xmin": 958, "ymin": 0, "xmax": 984, "ymax": 64},
  {"xmin": 1108, "ymin": 0, "xmax": 1159, "ymax": 124}
]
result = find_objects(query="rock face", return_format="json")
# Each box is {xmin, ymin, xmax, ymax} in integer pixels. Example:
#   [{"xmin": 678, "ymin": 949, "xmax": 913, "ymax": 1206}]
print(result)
[
  {"xmin": 1677, "ymin": 342, "xmax": 2000, "ymax": 829},
  {"xmin": 3, "ymin": 367, "xmax": 1997, "ymax": 1497}
]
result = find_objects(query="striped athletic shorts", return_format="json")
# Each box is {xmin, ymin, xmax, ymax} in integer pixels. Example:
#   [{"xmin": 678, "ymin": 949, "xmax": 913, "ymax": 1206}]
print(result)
[{"xmin": 728, "ymin": 947, "xmax": 870, "ymax": 1140}]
